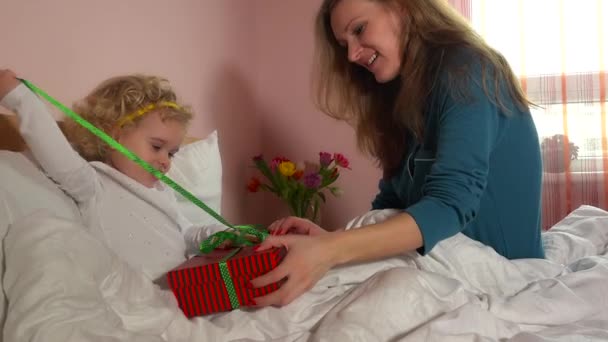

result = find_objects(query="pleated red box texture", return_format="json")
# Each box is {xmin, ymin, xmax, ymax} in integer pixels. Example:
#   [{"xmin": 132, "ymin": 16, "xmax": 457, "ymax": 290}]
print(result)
[{"xmin": 167, "ymin": 247, "xmax": 286, "ymax": 317}]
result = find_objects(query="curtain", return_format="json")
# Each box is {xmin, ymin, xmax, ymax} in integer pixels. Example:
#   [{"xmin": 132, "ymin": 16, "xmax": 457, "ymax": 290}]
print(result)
[{"xmin": 449, "ymin": 0, "xmax": 608, "ymax": 229}]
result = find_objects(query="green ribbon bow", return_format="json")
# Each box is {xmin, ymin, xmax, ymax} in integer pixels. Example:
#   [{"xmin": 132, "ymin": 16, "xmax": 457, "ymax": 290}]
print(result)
[{"xmin": 20, "ymin": 79, "xmax": 268, "ymax": 310}]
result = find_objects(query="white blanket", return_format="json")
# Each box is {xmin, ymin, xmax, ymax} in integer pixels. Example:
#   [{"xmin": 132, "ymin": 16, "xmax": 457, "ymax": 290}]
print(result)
[{"xmin": 4, "ymin": 206, "xmax": 608, "ymax": 341}]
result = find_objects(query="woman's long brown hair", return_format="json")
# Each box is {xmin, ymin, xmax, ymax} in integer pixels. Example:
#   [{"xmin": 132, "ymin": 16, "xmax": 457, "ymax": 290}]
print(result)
[{"xmin": 313, "ymin": 0, "xmax": 532, "ymax": 176}]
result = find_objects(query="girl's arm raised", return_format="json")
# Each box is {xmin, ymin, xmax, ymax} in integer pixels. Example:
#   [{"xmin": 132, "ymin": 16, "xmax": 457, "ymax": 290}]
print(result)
[{"xmin": 0, "ymin": 71, "xmax": 97, "ymax": 203}]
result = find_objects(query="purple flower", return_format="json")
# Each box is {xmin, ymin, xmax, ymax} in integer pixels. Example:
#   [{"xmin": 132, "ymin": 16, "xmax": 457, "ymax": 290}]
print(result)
[
  {"xmin": 303, "ymin": 173, "xmax": 322, "ymax": 188},
  {"xmin": 319, "ymin": 152, "xmax": 333, "ymax": 167}
]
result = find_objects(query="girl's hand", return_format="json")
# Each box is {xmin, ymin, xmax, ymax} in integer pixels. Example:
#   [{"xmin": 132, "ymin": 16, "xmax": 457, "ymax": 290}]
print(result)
[
  {"xmin": 217, "ymin": 233, "xmax": 260, "ymax": 249},
  {"xmin": 250, "ymin": 233, "xmax": 337, "ymax": 307},
  {"xmin": 0, "ymin": 69, "xmax": 20, "ymax": 101},
  {"xmin": 268, "ymin": 216, "xmax": 328, "ymax": 236}
]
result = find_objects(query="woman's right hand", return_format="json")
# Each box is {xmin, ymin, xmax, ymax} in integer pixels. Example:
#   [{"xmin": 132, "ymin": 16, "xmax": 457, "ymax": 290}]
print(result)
[
  {"xmin": 268, "ymin": 216, "xmax": 328, "ymax": 236},
  {"xmin": 251, "ymin": 232, "xmax": 337, "ymax": 307},
  {"xmin": 0, "ymin": 69, "xmax": 19, "ymax": 101}
]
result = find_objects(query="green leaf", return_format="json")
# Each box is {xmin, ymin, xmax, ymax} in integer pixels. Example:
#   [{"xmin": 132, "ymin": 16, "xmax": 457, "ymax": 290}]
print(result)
[
  {"xmin": 254, "ymin": 158, "xmax": 281, "ymax": 191},
  {"xmin": 318, "ymin": 192, "xmax": 326, "ymax": 203},
  {"xmin": 312, "ymin": 197, "xmax": 321, "ymax": 222},
  {"xmin": 328, "ymin": 186, "xmax": 342, "ymax": 196},
  {"xmin": 259, "ymin": 183, "xmax": 278, "ymax": 194}
]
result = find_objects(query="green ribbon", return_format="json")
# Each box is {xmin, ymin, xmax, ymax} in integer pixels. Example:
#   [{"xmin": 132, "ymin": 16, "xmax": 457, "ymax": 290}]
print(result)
[
  {"xmin": 218, "ymin": 248, "xmax": 242, "ymax": 309},
  {"xmin": 20, "ymin": 79, "xmax": 267, "ymax": 310},
  {"xmin": 199, "ymin": 225, "xmax": 266, "ymax": 253}
]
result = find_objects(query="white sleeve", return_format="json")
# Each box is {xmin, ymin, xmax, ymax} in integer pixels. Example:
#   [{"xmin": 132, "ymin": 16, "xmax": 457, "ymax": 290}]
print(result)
[
  {"xmin": 182, "ymin": 224, "xmax": 227, "ymax": 256},
  {"xmin": 0, "ymin": 84, "xmax": 98, "ymax": 203}
]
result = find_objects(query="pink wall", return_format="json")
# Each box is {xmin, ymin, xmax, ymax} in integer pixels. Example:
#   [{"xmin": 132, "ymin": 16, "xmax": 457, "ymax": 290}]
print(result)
[
  {"xmin": 0, "ymin": 0, "xmax": 382, "ymax": 229},
  {"xmin": 250, "ymin": 0, "xmax": 382, "ymax": 229}
]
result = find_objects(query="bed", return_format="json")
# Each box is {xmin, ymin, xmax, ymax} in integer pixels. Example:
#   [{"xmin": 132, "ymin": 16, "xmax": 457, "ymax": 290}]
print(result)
[{"xmin": 1, "ymin": 112, "xmax": 608, "ymax": 341}]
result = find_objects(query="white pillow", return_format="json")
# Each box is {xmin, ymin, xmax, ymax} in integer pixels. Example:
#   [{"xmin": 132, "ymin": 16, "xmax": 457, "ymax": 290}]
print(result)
[
  {"xmin": 0, "ymin": 130, "xmax": 222, "ymax": 229},
  {"xmin": 166, "ymin": 130, "xmax": 223, "ymax": 227}
]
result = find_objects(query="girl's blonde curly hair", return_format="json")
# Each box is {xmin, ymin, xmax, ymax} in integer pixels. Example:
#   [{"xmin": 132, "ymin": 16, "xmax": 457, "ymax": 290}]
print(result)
[{"xmin": 63, "ymin": 74, "xmax": 193, "ymax": 161}]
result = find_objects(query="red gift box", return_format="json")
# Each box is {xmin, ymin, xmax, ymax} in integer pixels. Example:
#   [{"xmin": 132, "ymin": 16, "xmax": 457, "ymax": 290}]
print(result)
[{"xmin": 167, "ymin": 247, "xmax": 286, "ymax": 317}]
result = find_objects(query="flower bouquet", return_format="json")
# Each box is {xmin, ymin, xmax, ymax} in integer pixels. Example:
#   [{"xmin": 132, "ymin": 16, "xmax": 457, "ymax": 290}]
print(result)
[{"xmin": 246, "ymin": 152, "xmax": 350, "ymax": 223}]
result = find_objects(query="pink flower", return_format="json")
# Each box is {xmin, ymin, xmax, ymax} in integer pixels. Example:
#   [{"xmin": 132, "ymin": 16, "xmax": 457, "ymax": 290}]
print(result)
[
  {"xmin": 319, "ymin": 152, "xmax": 333, "ymax": 167},
  {"xmin": 270, "ymin": 157, "xmax": 289, "ymax": 171},
  {"xmin": 334, "ymin": 153, "xmax": 350, "ymax": 169}
]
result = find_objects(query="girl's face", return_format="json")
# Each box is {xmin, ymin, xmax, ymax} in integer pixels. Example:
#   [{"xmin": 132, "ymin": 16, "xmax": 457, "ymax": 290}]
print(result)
[
  {"xmin": 109, "ymin": 111, "xmax": 186, "ymax": 188},
  {"xmin": 330, "ymin": 0, "xmax": 405, "ymax": 83}
]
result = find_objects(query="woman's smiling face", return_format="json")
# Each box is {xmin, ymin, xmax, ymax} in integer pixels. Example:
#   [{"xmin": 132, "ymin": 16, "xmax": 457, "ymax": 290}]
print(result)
[{"xmin": 330, "ymin": 0, "xmax": 405, "ymax": 83}]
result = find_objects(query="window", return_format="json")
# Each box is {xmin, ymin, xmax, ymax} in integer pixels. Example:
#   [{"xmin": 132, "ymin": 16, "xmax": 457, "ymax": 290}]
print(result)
[{"xmin": 468, "ymin": 0, "xmax": 607, "ymax": 171}]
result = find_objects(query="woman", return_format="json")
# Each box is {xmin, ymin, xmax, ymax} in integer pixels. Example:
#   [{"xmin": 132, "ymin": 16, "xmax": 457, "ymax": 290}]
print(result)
[{"xmin": 251, "ymin": 0, "xmax": 544, "ymax": 307}]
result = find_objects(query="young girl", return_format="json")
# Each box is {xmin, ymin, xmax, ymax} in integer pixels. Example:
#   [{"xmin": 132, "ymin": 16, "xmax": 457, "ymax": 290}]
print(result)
[
  {"xmin": 250, "ymin": 0, "xmax": 545, "ymax": 307},
  {"xmin": 0, "ymin": 70, "xmax": 222, "ymax": 281}
]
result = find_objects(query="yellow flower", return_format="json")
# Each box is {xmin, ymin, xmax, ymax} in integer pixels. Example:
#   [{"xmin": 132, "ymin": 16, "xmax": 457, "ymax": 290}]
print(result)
[{"xmin": 278, "ymin": 161, "xmax": 296, "ymax": 177}]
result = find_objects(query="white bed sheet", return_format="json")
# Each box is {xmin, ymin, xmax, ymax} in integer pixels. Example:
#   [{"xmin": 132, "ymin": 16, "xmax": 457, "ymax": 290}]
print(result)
[{"xmin": 3, "ymin": 205, "xmax": 608, "ymax": 342}]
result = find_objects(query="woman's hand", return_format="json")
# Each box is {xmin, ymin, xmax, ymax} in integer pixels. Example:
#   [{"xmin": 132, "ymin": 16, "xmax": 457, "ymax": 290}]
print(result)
[
  {"xmin": 268, "ymin": 216, "xmax": 328, "ymax": 236},
  {"xmin": 0, "ymin": 69, "xmax": 20, "ymax": 101},
  {"xmin": 250, "ymin": 233, "xmax": 338, "ymax": 307},
  {"xmin": 251, "ymin": 213, "xmax": 424, "ymax": 307}
]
